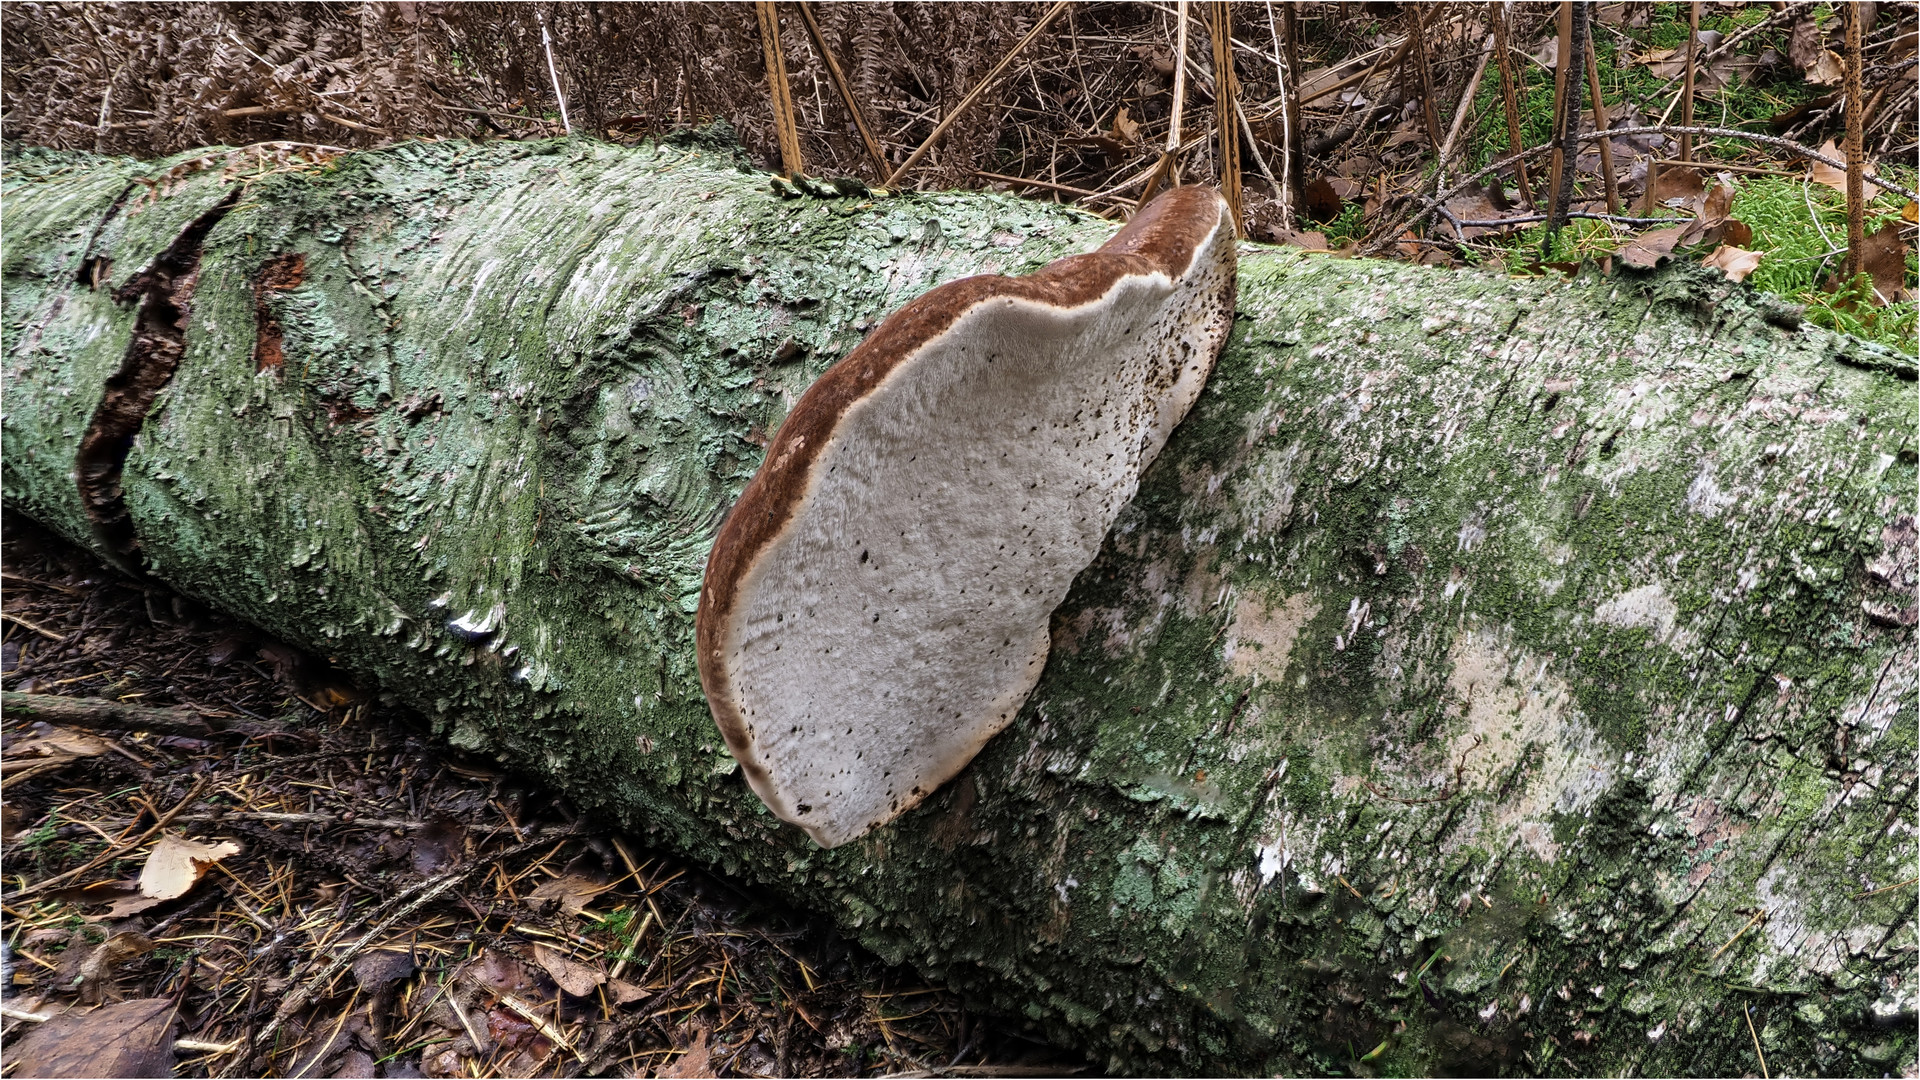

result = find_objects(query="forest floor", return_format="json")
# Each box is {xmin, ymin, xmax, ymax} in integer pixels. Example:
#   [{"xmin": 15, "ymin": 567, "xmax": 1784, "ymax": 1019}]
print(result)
[{"xmin": 0, "ymin": 512, "xmax": 1082, "ymax": 1079}]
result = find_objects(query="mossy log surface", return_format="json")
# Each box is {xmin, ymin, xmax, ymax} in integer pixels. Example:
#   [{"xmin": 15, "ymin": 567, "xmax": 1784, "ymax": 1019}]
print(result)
[{"xmin": 4, "ymin": 140, "xmax": 1914, "ymax": 1076}]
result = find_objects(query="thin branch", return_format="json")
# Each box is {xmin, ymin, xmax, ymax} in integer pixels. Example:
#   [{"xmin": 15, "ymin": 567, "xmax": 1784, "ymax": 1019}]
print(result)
[{"xmin": 886, "ymin": 0, "xmax": 1071, "ymax": 188}]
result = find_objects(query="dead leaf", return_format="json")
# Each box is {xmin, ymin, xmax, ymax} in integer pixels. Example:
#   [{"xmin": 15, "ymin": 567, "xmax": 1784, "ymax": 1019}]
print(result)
[
  {"xmin": 1260, "ymin": 227, "xmax": 1328, "ymax": 250},
  {"xmin": 525, "ymin": 873, "xmax": 614, "ymax": 918},
  {"xmin": 1860, "ymin": 221, "xmax": 1914, "ymax": 304},
  {"xmin": 409, "ymin": 814, "xmax": 467, "ymax": 874},
  {"xmin": 1808, "ymin": 138, "xmax": 1875, "ymax": 194},
  {"xmin": 139, "ymin": 833, "xmax": 241, "ymax": 902},
  {"xmin": 466, "ymin": 948, "xmax": 536, "ymax": 996},
  {"xmin": 1620, "ymin": 225, "xmax": 1690, "ymax": 269},
  {"xmin": 1, "ymin": 802, "xmax": 25, "ymax": 841},
  {"xmin": 2, "ymin": 725, "xmax": 114, "ymax": 780},
  {"xmin": 608, "ymin": 978, "xmax": 649, "ymax": 1005},
  {"xmin": 1788, "ymin": 16, "xmax": 1825, "ymax": 72},
  {"xmin": 1703, "ymin": 244, "xmax": 1764, "ymax": 282},
  {"xmin": 7, "ymin": 997, "xmax": 178, "ymax": 1078},
  {"xmin": 1803, "ymin": 48, "xmax": 1845, "ymax": 86},
  {"xmin": 662, "ymin": 1026, "xmax": 715, "ymax": 1079},
  {"xmin": 1109, "ymin": 107, "xmax": 1139, "ymax": 146},
  {"xmin": 533, "ymin": 942, "xmax": 605, "ymax": 997},
  {"xmin": 1301, "ymin": 176, "xmax": 1342, "ymax": 223},
  {"xmin": 73, "ymin": 931, "xmax": 158, "ymax": 1004},
  {"xmin": 1648, "ymin": 166, "xmax": 1707, "ymax": 214},
  {"xmin": 1903, "ymin": 201, "xmax": 1918, "ymax": 225},
  {"xmin": 352, "ymin": 950, "xmax": 417, "ymax": 994}
]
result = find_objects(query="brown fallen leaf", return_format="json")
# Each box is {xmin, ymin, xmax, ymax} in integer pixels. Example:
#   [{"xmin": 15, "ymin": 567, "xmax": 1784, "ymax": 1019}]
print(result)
[
  {"xmin": 139, "ymin": 833, "xmax": 241, "ymax": 902},
  {"xmin": 1860, "ymin": 221, "xmax": 1914, "ymax": 304},
  {"xmin": 1301, "ymin": 176, "xmax": 1342, "ymax": 224},
  {"xmin": 1260, "ymin": 227, "xmax": 1328, "ymax": 250},
  {"xmin": 1787, "ymin": 16, "xmax": 1824, "ymax": 72},
  {"xmin": 532, "ymin": 942, "xmax": 605, "ymax": 997},
  {"xmin": 1702, "ymin": 244, "xmax": 1764, "ymax": 282},
  {"xmin": 1803, "ymin": 47, "xmax": 1845, "ymax": 87},
  {"xmin": 1647, "ymin": 166, "xmax": 1706, "ymax": 215},
  {"xmin": 661, "ymin": 1026, "xmax": 715, "ymax": 1079},
  {"xmin": 351, "ymin": 949, "xmax": 418, "ymax": 995},
  {"xmin": 7, "ymin": 997, "xmax": 178, "ymax": 1078},
  {"xmin": 2, "ymin": 725, "xmax": 114, "ymax": 781},
  {"xmin": 525, "ymin": 873, "xmax": 614, "ymax": 918},
  {"xmin": 1619, "ymin": 225, "xmax": 1690, "ymax": 269},
  {"xmin": 409, "ymin": 814, "xmax": 467, "ymax": 874},
  {"xmin": 1904, "ymin": 201, "xmax": 1918, "ymax": 225},
  {"xmin": 608, "ymin": 977, "xmax": 650, "ymax": 1005},
  {"xmin": 1808, "ymin": 138, "xmax": 1876, "ymax": 194}
]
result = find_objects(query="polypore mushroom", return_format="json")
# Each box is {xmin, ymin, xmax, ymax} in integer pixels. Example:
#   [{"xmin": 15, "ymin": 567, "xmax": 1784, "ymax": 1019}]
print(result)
[{"xmin": 697, "ymin": 186, "xmax": 1237, "ymax": 847}]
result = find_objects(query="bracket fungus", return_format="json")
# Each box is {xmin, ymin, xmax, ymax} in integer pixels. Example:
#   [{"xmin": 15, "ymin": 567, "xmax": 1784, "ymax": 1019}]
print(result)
[{"xmin": 697, "ymin": 187, "xmax": 1238, "ymax": 847}]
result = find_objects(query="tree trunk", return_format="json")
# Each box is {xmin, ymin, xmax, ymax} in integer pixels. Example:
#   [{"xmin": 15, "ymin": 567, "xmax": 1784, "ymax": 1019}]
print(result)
[{"xmin": 4, "ymin": 140, "xmax": 1914, "ymax": 1076}]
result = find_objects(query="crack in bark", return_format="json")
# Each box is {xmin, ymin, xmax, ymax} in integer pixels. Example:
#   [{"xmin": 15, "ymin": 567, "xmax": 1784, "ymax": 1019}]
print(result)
[{"xmin": 76, "ymin": 189, "xmax": 241, "ymax": 566}]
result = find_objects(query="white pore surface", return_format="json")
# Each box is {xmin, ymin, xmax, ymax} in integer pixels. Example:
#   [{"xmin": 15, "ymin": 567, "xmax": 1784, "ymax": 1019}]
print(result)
[{"xmin": 728, "ymin": 232, "xmax": 1232, "ymax": 847}]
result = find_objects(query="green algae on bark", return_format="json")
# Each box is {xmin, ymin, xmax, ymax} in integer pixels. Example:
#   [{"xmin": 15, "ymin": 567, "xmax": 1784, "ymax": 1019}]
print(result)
[{"xmin": 3, "ymin": 139, "xmax": 1913, "ymax": 1076}]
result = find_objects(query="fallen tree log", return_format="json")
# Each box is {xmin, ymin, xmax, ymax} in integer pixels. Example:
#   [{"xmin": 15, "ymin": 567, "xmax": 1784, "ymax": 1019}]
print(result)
[{"xmin": 3, "ymin": 139, "xmax": 1914, "ymax": 1076}]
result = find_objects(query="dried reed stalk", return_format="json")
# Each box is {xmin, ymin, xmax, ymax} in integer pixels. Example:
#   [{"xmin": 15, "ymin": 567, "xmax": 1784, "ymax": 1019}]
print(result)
[
  {"xmin": 1209, "ymin": 2, "xmax": 1243, "ymax": 235},
  {"xmin": 756, "ymin": 0, "xmax": 805, "ymax": 178},
  {"xmin": 1494, "ymin": 1, "xmax": 1535, "ymax": 205},
  {"xmin": 1844, "ymin": 1, "xmax": 1866, "ymax": 283},
  {"xmin": 885, "ymin": 0, "xmax": 1072, "ymax": 189},
  {"xmin": 794, "ymin": 1, "xmax": 889, "ymax": 180},
  {"xmin": 1584, "ymin": 35, "xmax": 1621, "ymax": 216},
  {"xmin": 1140, "ymin": 0, "xmax": 1192, "ymax": 208},
  {"xmin": 1681, "ymin": 1, "xmax": 1699, "ymax": 162}
]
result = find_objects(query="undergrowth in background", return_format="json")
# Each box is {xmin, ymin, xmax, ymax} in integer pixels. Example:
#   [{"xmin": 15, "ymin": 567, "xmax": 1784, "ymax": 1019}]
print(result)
[
  {"xmin": 1734, "ymin": 174, "xmax": 1918, "ymax": 346},
  {"xmin": 1481, "ymin": 168, "xmax": 1917, "ymax": 351},
  {"xmin": 1470, "ymin": 3, "xmax": 1829, "ymax": 173}
]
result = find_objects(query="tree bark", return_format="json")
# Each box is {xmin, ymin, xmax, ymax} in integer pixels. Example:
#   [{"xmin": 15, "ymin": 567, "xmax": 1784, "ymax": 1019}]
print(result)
[{"xmin": 3, "ymin": 140, "xmax": 1914, "ymax": 1076}]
